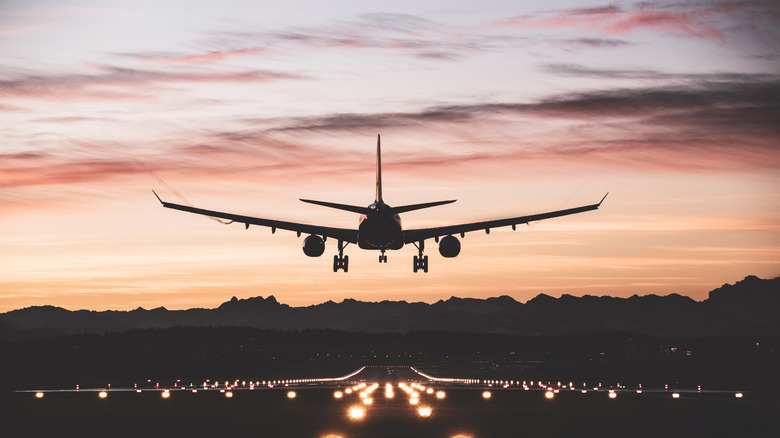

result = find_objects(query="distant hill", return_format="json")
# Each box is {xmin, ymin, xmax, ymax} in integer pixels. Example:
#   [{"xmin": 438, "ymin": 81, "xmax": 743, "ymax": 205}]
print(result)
[{"xmin": 1, "ymin": 275, "xmax": 778, "ymax": 340}]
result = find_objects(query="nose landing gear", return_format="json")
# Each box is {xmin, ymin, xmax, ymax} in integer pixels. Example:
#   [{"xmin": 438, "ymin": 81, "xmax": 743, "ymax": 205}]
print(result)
[{"xmin": 379, "ymin": 250, "xmax": 387, "ymax": 263}]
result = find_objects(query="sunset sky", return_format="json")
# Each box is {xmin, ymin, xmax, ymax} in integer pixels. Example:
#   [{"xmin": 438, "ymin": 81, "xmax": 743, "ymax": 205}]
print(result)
[{"xmin": 2, "ymin": 0, "xmax": 779, "ymax": 312}]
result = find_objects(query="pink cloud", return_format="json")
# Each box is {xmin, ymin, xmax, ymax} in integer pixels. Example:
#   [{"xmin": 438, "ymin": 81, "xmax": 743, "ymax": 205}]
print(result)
[
  {"xmin": 0, "ymin": 65, "xmax": 303, "ymax": 101},
  {"xmin": 151, "ymin": 48, "xmax": 264, "ymax": 64},
  {"xmin": 493, "ymin": 2, "xmax": 737, "ymax": 40}
]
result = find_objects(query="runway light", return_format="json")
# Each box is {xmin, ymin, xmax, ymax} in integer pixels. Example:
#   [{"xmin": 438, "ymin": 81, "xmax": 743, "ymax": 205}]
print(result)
[
  {"xmin": 418, "ymin": 406, "xmax": 433, "ymax": 418},
  {"xmin": 345, "ymin": 388, "xmax": 352, "ymax": 394},
  {"xmin": 735, "ymin": 392, "xmax": 744, "ymax": 398},
  {"xmin": 672, "ymin": 393, "xmax": 680, "ymax": 399},
  {"xmin": 436, "ymin": 391, "xmax": 446, "ymax": 399},
  {"xmin": 35, "ymin": 392, "xmax": 44, "ymax": 399},
  {"xmin": 348, "ymin": 406, "xmax": 365, "ymax": 420},
  {"xmin": 98, "ymin": 391, "xmax": 108, "ymax": 399},
  {"xmin": 482, "ymin": 391, "xmax": 492, "ymax": 399},
  {"xmin": 287, "ymin": 391, "xmax": 296, "ymax": 399},
  {"xmin": 426, "ymin": 388, "xmax": 434, "ymax": 394},
  {"xmin": 334, "ymin": 391, "xmax": 343, "ymax": 399}
]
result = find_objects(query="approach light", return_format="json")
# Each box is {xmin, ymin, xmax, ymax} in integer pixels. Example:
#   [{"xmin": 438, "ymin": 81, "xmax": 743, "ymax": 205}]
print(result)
[
  {"xmin": 287, "ymin": 391, "xmax": 296, "ymax": 399},
  {"xmin": 418, "ymin": 406, "xmax": 433, "ymax": 418},
  {"xmin": 672, "ymin": 393, "xmax": 680, "ymax": 399},
  {"xmin": 436, "ymin": 391, "xmax": 446, "ymax": 399},
  {"xmin": 334, "ymin": 391, "xmax": 343, "ymax": 399},
  {"xmin": 35, "ymin": 392, "xmax": 44, "ymax": 399},
  {"xmin": 735, "ymin": 392, "xmax": 744, "ymax": 398},
  {"xmin": 482, "ymin": 391, "xmax": 492, "ymax": 399},
  {"xmin": 225, "ymin": 391, "xmax": 233, "ymax": 398},
  {"xmin": 545, "ymin": 391, "xmax": 555, "ymax": 399},
  {"xmin": 348, "ymin": 406, "xmax": 365, "ymax": 420},
  {"xmin": 98, "ymin": 391, "xmax": 108, "ymax": 399}
]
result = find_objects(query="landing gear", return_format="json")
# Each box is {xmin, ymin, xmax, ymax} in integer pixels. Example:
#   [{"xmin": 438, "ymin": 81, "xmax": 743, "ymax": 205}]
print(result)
[
  {"xmin": 412, "ymin": 241, "xmax": 428, "ymax": 273},
  {"xmin": 379, "ymin": 250, "xmax": 387, "ymax": 263},
  {"xmin": 333, "ymin": 240, "xmax": 349, "ymax": 272}
]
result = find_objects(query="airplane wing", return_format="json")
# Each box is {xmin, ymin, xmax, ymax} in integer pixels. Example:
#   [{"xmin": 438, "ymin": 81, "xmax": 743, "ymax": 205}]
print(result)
[
  {"xmin": 403, "ymin": 193, "xmax": 608, "ymax": 244},
  {"xmin": 153, "ymin": 191, "xmax": 359, "ymax": 243}
]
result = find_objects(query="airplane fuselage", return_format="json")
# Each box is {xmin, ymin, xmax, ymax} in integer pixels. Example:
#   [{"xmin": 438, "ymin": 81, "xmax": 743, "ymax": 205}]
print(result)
[{"xmin": 357, "ymin": 202, "xmax": 404, "ymax": 250}]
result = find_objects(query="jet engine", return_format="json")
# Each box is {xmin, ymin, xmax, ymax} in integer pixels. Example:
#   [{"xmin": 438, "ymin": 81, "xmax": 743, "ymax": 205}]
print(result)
[
  {"xmin": 438, "ymin": 235, "xmax": 461, "ymax": 258},
  {"xmin": 302, "ymin": 235, "xmax": 325, "ymax": 257}
]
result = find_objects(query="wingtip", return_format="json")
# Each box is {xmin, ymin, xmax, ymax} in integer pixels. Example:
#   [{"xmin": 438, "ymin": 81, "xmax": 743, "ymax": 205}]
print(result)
[
  {"xmin": 152, "ymin": 190, "xmax": 163, "ymax": 204},
  {"xmin": 598, "ymin": 192, "xmax": 609, "ymax": 206}
]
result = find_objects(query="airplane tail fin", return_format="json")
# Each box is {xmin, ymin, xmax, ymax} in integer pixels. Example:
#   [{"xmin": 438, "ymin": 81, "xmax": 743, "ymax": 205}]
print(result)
[{"xmin": 376, "ymin": 134, "xmax": 383, "ymax": 203}]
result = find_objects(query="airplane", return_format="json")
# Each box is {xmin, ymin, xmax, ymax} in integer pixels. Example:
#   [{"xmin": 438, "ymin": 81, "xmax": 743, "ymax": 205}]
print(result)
[{"xmin": 153, "ymin": 135, "xmax": 607, "ymax": 273}]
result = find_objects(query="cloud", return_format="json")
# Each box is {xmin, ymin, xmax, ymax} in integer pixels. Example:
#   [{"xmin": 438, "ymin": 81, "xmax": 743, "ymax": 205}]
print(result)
[
  {"xmin": 491, "ymin": 1, "xmax": 771, "ymax": 40},
  {"xmin": 3, "ymin": 76, "xmax": 777, "ymax": 192},
  {"xmin": 0, "ymin": 64, "xmax": 305, "ymax": 101},
  {"xmin": 149, "ymin": 48, "xmax": 265, "ymax": 64}
]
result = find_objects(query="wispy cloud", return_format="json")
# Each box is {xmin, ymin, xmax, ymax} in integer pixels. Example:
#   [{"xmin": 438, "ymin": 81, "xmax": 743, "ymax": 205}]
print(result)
[
  {"xmin": 148, "ymin": 48, "xmax": 265, "ymax": 64},
  {"xmin": 0, "ymin": 64, "xmax": 305, "ymax": 101},
  {"xmin": 492, "ymin": 1, "xmax": 771, "ymax": 40}
]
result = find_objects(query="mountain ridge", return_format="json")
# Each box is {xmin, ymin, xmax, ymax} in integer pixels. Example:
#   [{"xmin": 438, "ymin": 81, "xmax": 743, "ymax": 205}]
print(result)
[{"xmin": 1, "ymin": 275, "xmax": 777, "ymax": 340}]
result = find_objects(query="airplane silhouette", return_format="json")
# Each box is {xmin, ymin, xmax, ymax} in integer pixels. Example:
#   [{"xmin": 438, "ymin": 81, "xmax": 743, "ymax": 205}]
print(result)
[{"xmin": 154, "ymin": 135, "xmax": 607, "ymax": 272}]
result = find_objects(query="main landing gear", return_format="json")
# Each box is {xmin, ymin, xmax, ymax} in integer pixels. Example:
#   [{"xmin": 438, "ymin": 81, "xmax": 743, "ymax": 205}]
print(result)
[
  {"xmin": 379, "ymin": 250, "xmax": 387, "ymax": 263},
  {"xmin": 333, "ymin": 240, "xmax": 349, "ymax": 272},
  {"xmin": 413, "ymin": 241, "xmax": 428, "ymax": 273}
]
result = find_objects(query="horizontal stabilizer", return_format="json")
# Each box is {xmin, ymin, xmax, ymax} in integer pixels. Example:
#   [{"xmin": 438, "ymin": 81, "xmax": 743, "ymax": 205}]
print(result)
[
  {"xmin": 300, "ymin": 199, "xmax": 370, "ymax": 215},
  {"xmin": 391, "ymin": 199, "xmax": 456, "ymax": 214}
]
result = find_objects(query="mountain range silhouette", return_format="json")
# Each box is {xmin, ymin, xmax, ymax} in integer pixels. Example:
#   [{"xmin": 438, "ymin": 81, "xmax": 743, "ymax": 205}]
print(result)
[{"xmin": 1, "ymin": 275, "xmax": 777, "ymax": 340}]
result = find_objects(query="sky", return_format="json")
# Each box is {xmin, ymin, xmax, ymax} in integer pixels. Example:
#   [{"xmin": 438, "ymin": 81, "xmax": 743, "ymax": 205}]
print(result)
[{"xmin": 1, "ymin": 0, "xmax": 779, "ymax": 312}]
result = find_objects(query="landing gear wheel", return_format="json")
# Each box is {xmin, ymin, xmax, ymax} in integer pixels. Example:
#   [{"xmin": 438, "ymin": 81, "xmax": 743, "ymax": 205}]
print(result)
[
  {"xmin": 413, "ymin": 255, "xmax": 419, "ymax": 273},
  {"xmin": 333, "ymin": 255, "xmax": 339, "ymax": 272},
  {"xmin": 343, "ymin": 255, "xmax": 349, "ymax": 273},
  {"xmin": 422, "ymin": 255, "xmax": 428, "ymax": 273}
]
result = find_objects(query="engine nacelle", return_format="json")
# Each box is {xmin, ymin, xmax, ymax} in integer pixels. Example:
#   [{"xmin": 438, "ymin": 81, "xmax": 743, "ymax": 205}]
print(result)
[
  {"xmin": 438, "ymin": 235, "xmax": 461, "ymax": 258},
  {"xmin": 302, "ymin": 235, "xmax": 325, "ymax": 257}
]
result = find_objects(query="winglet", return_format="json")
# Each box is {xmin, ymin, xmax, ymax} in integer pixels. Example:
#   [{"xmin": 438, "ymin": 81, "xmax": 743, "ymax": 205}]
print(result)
[
  {"xmin": 598, "ymin": 192, "xmax": 609, "ymax": 206},
  {"xmin": 152, "ymin": 190, "xmax": 164, "ymax": 204}
]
